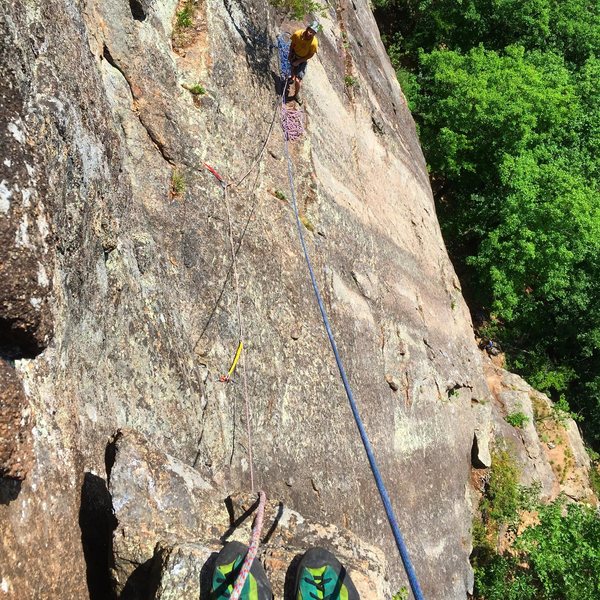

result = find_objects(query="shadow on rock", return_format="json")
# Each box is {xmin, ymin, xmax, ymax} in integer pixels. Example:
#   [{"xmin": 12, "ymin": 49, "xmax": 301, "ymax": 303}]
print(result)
[
  {"xmin": 283, "ymin": 553, "xmax": 303, "ymax": 600},
  {"xmin": 79, "ymin": 472, "xmax": 117, "ymax": 600},
  {"xmin": 0, "ymin": 477, "xmax": 22, "ymax": 505},
  {"xmin": 121, "ymin": 558, "xmax": 158, "ymax": 600},
  {"xmin": 261, "ymin": 501, "xmax": 284, "ymax": 545},
  {"xmin": 199, "ymin": 551, "xmax": 219, "ymax": 597},
  {"xmin": 221, "ymin": 494, "xmax": 261, "ymax": 542}
]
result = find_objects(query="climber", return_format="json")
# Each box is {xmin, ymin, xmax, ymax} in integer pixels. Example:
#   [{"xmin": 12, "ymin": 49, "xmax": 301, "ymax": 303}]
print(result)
[
  {"xmin": 210, "ymin": 542, "xmax": 360, "ymax": 599},
  {"xmin": 287, "ymin": 20, "xmax": 319, "ymax": 105}
]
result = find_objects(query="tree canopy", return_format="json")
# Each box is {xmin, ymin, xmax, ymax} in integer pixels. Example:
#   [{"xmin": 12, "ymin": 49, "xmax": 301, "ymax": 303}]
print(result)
[{"xmin": 373, "ymin": 0, "xmax": 600, "ymax": 444}]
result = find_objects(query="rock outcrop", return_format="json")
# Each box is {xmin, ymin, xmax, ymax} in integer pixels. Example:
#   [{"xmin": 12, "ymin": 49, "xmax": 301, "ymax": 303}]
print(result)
[
  {"xmin": 0, "ymin": 361, "xmax": 33, "ymax": 481},
  {"xmin": 485, "ymin": 361, "xmax": 593, "ymax": 503},
  {"xmin": 0, "ymin": 24, "xmax": 53, "ymax": 360},
  {"xmin": 1, "ymin": 0, "xmax": 587, "ymax": 599},
  {"xmin": 108, "ymin": 429, "xmax": 391, "ymax": 599}
]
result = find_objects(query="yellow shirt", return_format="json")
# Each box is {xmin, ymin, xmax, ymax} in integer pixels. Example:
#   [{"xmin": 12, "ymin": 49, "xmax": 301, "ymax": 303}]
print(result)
[{"xmin": 290, "ymin": 29, "xmax": 318, "ymax": 60}]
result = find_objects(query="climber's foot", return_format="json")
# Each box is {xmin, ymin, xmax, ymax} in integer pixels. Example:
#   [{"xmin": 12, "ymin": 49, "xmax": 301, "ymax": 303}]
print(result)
[
  {"xmin": 294, "ymin": 547, "xmax": 360, "ymax": 600},
  {"xmin": 210, "ymin": 541, "xmax": 272, "ymax": 600}
]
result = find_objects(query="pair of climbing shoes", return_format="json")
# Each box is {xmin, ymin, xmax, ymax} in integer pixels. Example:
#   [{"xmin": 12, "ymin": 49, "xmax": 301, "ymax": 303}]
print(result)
[{"xmin": 210, "ymin": 541, "xmax": 360, "ymax": 599}]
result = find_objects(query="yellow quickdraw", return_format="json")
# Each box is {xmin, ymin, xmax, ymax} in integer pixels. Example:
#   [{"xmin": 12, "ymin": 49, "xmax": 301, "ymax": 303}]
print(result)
[{"xmin": 219, "ymin": 341, "xmax": 243, "ymax": 382}]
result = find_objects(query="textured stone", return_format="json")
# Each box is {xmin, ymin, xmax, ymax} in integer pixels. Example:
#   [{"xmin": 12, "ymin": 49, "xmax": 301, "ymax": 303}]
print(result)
[
  {"xmin": 0, "ymin": 13, "xmax": 53, "ymax": 359},
  {"xmin": 110, "ymin": 429, "xmax": 392, "ymax": 599},
  {"xmin": 0, "ymin": 0, "xmax": 488, "ymax": 596},
  {"xmin": 152, "ymin": 542, "xmax": 213, "ymax": 600},
  {"xmin": 108, "ymin": 429, "xmax": 215, "ymax": 596},
  {"xmin": 472, "ymin": 401, "xmax": 492, "ymax": 469},
  {"xmin": 0, "ymin": 0, "xmax": 591, "ymax": 598},
  {"xmin": 485, "ymin": 360, "xmax": 593, "ymax": 501},
  {"xmin": 0, "ymin": 361, "xmax": 33, "ymax": 480}
]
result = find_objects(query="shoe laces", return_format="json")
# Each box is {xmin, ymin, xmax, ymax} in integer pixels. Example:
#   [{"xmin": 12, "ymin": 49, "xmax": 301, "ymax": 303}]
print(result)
[
  {"xmin": 214, "ymin": 573, "xmax": 232, "ymax": 598},
  {"xmin": 304, "ymin": 572, "xmax": 333, "ymax": 600}
]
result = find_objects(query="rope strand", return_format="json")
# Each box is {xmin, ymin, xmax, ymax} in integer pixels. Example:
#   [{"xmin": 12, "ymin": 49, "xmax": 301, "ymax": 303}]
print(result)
[
  {"xmin": 276, "ymin": 34, "xmax": 425, "ymax": 600},
  {"xmin": 222, "ymin": 183, "xmax": 255, "ymax": 492},
  {"xmin": 230, "ymin": 491, "xmax": 267, "ymax": 600}
]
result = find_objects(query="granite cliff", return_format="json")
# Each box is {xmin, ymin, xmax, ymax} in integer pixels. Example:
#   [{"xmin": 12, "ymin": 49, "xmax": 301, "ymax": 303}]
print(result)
[{"xmin": 0, "ymin": 0, "xmax": 591, "ymax": 598}]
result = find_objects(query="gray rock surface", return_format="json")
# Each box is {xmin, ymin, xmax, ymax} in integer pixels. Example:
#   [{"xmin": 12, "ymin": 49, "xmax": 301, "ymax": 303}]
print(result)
[
  {"xmin": 0, "ymin": 361, "xmax": 33, "ymax": 480},
  {"xmin": 152, "ymin": 542, "xmax": 213, "ymax": 600},
  {"xmin": 485, "ymin": 361, "xmax": 593, "ymax": 502},
  {"xmin": 3, "ymin": 0, "xmax": 588, "ymax": 598},
  {"xmin": 109, "ymin": 429, "xmax": 392, "ymax": 599},
  {"xmin": 109, "ymin": 429, "xmax": 215, "ymax": 595},
  {"xmin": 0, "ymin": 19, "xmax": 53, "ymax": 359}
]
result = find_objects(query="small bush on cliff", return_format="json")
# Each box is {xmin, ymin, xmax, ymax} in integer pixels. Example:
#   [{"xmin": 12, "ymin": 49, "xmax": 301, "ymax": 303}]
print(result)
[
  {"xmin": 590, "ymin": 464, "xmax": 600, "ymax": 498},
  {"xmin": 483, "ymin": 449, "xmax": 521, "ymax": 525},
  {"xmin": 188, "ymin": 84, "xmax": 205, "ymax": 95},
  {"xmin": 269, "ymin": 0, "xmax": 325, "ymax": 21},
  {"xmin": 176, "ymin": 0, "xmax": 195, "ymax": 29},
  {"xmin": 171, "ymin": 170, "xmax": 185, "ymax": 197},
  {"xmin": 534, "ymin": 394, "xmax": 581, "ymax": 428},
  {"xmin": 505, "ymin": 411, "xmax": 529, "ymax": 429},
  {"xmin": 472, "ymin": 450, "xmax": 600, "ymax": 599}
]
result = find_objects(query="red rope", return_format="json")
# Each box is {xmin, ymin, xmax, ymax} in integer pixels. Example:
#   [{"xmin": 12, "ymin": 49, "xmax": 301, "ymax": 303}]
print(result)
[{"xmin": 230, "ymin": 491, "xmax": 267, "ymax": 600}]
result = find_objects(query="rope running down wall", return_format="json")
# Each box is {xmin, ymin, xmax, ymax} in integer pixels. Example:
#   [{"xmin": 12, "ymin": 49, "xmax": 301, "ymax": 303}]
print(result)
[
  {"xmin": 202, "ymin": 98, "xmax": 279, "ymax": 597},
  {"xmin": 276, "ymin": 33, "xmax": 425, "ymax": 600}
]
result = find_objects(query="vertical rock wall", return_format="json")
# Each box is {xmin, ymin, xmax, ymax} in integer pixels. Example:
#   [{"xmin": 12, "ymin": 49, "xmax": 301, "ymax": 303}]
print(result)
[{"xmin": 1, "ymin": 0, "xmax": 494, "ymax": 598}]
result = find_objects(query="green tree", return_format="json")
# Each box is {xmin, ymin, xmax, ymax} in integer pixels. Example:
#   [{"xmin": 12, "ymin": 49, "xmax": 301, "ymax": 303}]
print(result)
[
  {"xmin": 373, "ymin": 0, "xmax": 600, "ymax": 444},
  {"xmin": 373, "ymin": 0, "xmax": 600, "ymax": 64},
  {"xmin": 475, "ymin": 500, "xmax": 600, "ymax": 599}
]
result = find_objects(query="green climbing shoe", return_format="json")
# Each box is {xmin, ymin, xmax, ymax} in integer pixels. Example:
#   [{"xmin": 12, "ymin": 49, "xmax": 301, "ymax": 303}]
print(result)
[
  {"xmin": 210, "ymin": 541, "xmax": 272, "ymax": 600},
  {"xmin": 294, "ymin": 547, "xmax": 360, "ymax": 600}
]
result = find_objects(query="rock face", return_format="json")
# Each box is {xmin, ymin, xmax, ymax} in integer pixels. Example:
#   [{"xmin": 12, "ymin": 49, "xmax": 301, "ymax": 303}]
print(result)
[
  {"xmin": 108, "ymin": 429, "xmax": 391, "ymax": 599},
  {"xmin": 485, "ymin": 361, "xmax": 593, "ymax": 503},
  {"xmin": 0, "ymin": 19, "xmax": 53, "ymax": 360},
  {"xmin": 0, "ymin": 0, "xmax": 546, "ymax": 598},
  {"xmin": 0, "ymin": 361, "xmax": 33, "ymax": 481}
]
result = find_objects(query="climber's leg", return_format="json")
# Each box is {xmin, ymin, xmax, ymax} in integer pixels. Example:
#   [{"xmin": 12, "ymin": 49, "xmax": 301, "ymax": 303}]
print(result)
[{"xmin": 293, "ymin": 61, "xmax": 307, "ymax": 104}]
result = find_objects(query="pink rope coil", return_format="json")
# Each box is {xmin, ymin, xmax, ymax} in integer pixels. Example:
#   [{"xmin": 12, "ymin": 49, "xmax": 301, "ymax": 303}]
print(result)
[
  {"xmin": 230, "ymin": 491, "xmax": 267, "ymax": 600},
  {"xmin": 281, "ymin": 105, "xmax": 304, "ymax": 141}
]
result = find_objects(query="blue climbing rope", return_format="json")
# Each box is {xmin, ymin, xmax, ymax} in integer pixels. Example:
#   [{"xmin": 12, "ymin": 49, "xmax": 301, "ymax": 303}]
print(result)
[
  {"xmin": 277, "ymin": 34, "xmax": 292, "ymax": 79},
  {"xmin": 276, "ymin": 35, "xmax": 425, "ymax": 600}
]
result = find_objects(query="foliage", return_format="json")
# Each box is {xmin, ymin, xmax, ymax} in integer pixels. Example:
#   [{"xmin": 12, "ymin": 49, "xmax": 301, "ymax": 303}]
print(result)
[
  {"xmin": 395, "ymin": 67, "xmax": 419, "ymax": 111},
  {"xmin": 300, "ymin": 214, "xmax": 315, "ymax": 232},
  {"xmin": 274, "ymin": 189, "xmax": 287, "ymax": 201},
  {"xmin": 344, "ymin": 75, "xmax": 358, "ymax": 87},
  {"xmin": 372, "ymin": 0, "xmax": 600, "ymax": 447},
  {"xmin": 176, "ymin": 0, "xmax": 195, "ymax": 29},
  {"xmin": 471, "ymin": 447, "xmax": 600, "ymax": 599},
  {"xmin": 590, "ymin": 464, "xmax": 600, "ymax": 499},
  {"xmin": 518, "ymin": 480, "xmax": 542, "ymax": 512},
  {"xmin": 482, "ymin": 449, "xmax": 521, "ymax": 525},
  {"xmin": 188, "ymin": 84, "xmax": 205, "ymax": 95},
  {"xmin": 534, "ymin": 395, "xmax": 581, "ymax": 427},
  {"xmin": 373, "ymin": 0, "xmax": 600, "ymax": 66},
  {"xmin": 269, "ymin": 0, "xmax": 325, "ymax": 21},
  {"xmin": 505, "ymin": 411, "xmax": 529, "ymax": 429},
  {"xmin": 475, "ymin": 499, "xmax": 600, "ymax": 599},
  {"xmin": 392, "ymin": 588, "xmax": 408, "ymax": 600},
  {"xmin": 171, "ymin": 170, "xmax": 185, "ymax": 196}
]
